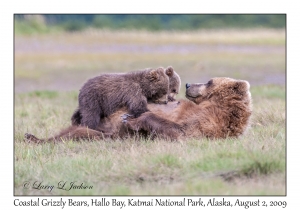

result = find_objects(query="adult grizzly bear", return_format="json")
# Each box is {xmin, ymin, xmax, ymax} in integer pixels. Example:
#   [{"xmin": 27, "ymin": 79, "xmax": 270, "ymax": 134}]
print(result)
[
  {"xmin": 25, "ymin": 77, "xmax": 252, "ymax": 143},
  {"xmin": 71, "ymin": 67, "xmax": 171, "ymax": 130}
]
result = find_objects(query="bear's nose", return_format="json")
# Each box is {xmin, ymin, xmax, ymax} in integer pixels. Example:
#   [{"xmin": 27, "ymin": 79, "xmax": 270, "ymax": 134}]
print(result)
[{"xmin": 186, "ymin": 83, "xmax": 191, "ymax": 89}]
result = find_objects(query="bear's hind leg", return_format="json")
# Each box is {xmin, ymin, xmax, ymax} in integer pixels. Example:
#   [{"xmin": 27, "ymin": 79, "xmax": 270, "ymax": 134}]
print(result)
[
  {"xmin": 80, "ymin": 108, "xmax": 101, "ymax": 130},
  {"xmin": 24, "ymin": 126, "xmax": 109, "ymax": 144},
  {"xmin": 24, "ymin": 133, "xmax": 44, "ymax": 144},
  {"xmin": 71, "ymin": 108, "xmax": 82, "ymax": 125}
]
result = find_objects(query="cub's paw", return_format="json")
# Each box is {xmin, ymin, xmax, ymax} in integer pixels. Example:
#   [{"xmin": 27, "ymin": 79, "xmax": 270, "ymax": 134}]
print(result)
[
  {"xmin": 153, "ymin": 99, "xmax": 168, "ymax": 104},
  {"xmin": 168, "ymin": 96, "xmax": 176, "ymax": 102}
]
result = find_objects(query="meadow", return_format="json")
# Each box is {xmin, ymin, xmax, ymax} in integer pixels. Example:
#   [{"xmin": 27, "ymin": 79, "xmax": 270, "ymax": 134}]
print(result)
[{"xmin": 14, "ymin": 29, "xmax": 285, "ymax": 195}]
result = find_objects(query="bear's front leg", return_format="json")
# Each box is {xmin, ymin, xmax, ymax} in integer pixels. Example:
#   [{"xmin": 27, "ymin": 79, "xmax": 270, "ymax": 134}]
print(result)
[
  {"xmin": 127, "ymin": 96, "xmax": 149, "ymax": 118},
  {"xmin": 121, "ymin": 113, "xmax": 140, "ymax": 131}
]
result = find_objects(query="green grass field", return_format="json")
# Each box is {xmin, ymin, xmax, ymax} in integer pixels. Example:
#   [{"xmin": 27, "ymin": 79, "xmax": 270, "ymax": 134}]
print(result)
[{"xmin": 14, "ymin": 29, "xmax": 285, "ymax": 195}]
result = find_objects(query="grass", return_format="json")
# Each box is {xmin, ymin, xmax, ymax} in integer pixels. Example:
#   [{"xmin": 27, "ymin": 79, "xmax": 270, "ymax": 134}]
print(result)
[
  {"xmin": 14, "ymin": 86, "xmax": 286, "ymax": 195},
  {"xmin": 14, "ymin": 29, "xmax": 285, "ymax": 195}
]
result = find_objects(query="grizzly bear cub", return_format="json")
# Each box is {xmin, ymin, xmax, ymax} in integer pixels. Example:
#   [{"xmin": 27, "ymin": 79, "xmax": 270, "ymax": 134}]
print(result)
[{"xmin": 71, "ymin": 67, "xmax": 171, "ymax": 130}]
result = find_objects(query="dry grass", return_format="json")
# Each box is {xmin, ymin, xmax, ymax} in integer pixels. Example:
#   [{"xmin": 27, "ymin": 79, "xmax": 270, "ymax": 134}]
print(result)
[{"xmin": 14, "ymin": 86, "xmax": 285, "ymax": 195}]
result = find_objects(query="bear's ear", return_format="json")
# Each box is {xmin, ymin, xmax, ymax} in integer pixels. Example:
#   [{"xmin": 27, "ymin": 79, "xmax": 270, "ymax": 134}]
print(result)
[
  {"xmin": 234, "ymin": 80, "xmax": 250, "ymax": 92},
  {"xmin": 147, "ymin": 69, "xmax": 159, "ymax": 81},
  {"xmin": 165, "ymin": 66, "xmax": 174, "ymax": 77}
]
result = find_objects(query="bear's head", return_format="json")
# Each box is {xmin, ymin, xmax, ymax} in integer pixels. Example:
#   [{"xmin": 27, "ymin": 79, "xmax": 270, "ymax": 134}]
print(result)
[
  {"xmin": 185, "ymin": 77, "xmax": 251, "ymax": 105},
  {"xmin": 145, "ymin": 67, "xmax": 170, "ymax": 104},
  {"xmin": 185, "ymin": 77, "xmax": 252, "ymax": 137},
  {"xmin": 165, "ymin": 66, "xmax": 181, "ymax": 102}
]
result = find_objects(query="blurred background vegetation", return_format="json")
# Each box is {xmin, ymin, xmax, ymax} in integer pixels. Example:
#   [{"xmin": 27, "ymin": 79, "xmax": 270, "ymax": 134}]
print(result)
[
  {"xmin": 15, "ymin": 14, "xmax": 286, "ymax": 34},
  {"xmin": 14, "ymin": 14, "xmax": 286, "ymax": 93}
]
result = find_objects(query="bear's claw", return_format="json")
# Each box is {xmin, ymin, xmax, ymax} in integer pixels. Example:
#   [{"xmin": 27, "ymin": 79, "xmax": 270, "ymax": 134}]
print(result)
[
  {"xmin": 168, "ymin": 96, "xmax": 175, "ymax": 102},
  {"xmin": 121, "ymin": 114, "xmax": 134, "ymax": 123},
  {"xmin": 24, "ymin": 133, "xmax": 33, "ymax": 140},
  {"xmin": 121, "ymin": 114, "xmax": 133, "ymax": 119},
  {"xmin": 24, "ymin": 133, "xmax": 42, "ymax": 143},
  {"xmin": 24, "ymin": 133, "xmax": 33, "ymax": 143}
]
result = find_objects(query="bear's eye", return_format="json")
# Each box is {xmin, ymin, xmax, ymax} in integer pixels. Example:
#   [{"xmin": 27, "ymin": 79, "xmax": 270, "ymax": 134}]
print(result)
[{"xmin": 172, "ymin": 89, "xmax": 177, "ymax": 93}]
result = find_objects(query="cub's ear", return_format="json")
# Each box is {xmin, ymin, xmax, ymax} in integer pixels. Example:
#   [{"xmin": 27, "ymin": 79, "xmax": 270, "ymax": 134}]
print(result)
[
  {"xmin": 234, "ymin": 80, "xmax": 250, "ymax": 92},
  {"xmin": 147, "ymin": 69, "xmax": 159, "ymax": 81},
  {"xmin": 165, "ymin": 66, "xmax": 174, "ymax": 77}
]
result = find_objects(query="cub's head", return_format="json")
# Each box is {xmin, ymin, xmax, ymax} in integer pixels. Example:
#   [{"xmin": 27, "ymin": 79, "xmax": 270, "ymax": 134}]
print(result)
[
  {"xmin": 165, "ymin": 66, "xmax": 181, "ymax": 102},
  {"xmin": 185, "ymin": 77, "xmax": 251, "ymax": 105},
  {"xmin": 145, "ymin": 67, "xmax": 170, "ymax": 104}
]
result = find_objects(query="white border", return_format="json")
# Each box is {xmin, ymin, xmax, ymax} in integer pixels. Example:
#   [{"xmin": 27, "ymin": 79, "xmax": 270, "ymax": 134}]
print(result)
[{"xmin": 3, "ymin": 0, "xmax": 297, "ymax": 208}]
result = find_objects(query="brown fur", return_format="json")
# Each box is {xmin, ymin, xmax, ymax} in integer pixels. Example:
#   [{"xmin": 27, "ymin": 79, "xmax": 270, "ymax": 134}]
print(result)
[
  {"xmin": 71, "ymin": 66, "xmax": 181, "ymax": 125},
  {"xmin": 126, "ymin": 77, "xmax": 252, "ymax": 139},
  {"xmin": 71, "ymin": 67, "xmax": 170, "ymax": 130},
  {"xmin": 165, "ymin": 66, "xmax": 181, "ymax": 102},
  {"xmin": 25, "ymin": 77, "xmax": 252, "ymax": 143}
]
